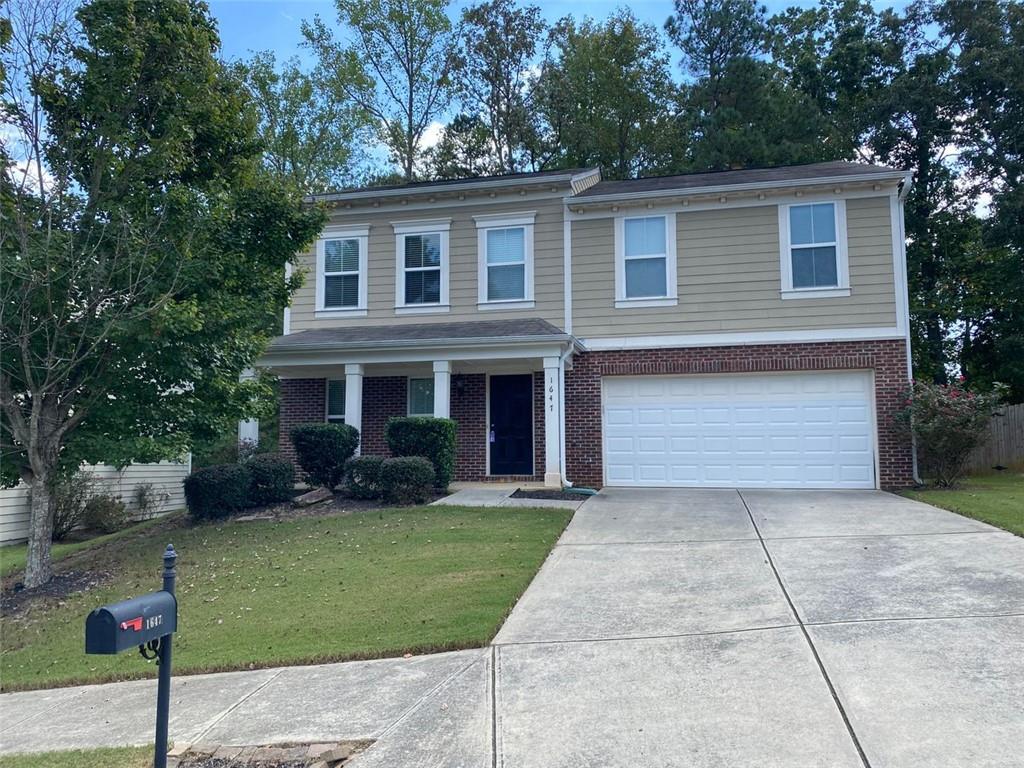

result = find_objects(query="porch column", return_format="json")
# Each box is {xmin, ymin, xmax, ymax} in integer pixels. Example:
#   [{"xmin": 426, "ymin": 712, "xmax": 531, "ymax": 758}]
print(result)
[
  {"xmin": 237, "ymin": 367, "xmax": 259, "ymax": 447},
  {"xmin": 543, "ymin": 356, "xmax": 562, "ymax": 488},
  {"xmin": 345, "ymin": 364, "xmax": 364, "ymax": 453},
  {"xmin": 432, "ymin": 360, "xmax": 451, "ymax": 418}
]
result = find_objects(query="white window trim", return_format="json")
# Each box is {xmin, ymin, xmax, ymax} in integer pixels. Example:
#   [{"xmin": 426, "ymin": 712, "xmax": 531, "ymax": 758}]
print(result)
[
  {"xmin": 475, "ymin": 212, "xmax": 536, "ymax": 307},
  {"xmin": 315, "ymin": 226, "xmax": 369, "ymax": 316},
  {"xmin": 778, "ymin": 200, "xmax": 850, "ymax": 299},
  {"xmin": 407, "ymin": 377, "xmax": 434, "ymax": 416},
  {"xmin": 614, "ymin": 213, "xmax": 678, "ymax": 309},
  {"xmin": 393, "ymin": 218, "xmax": 451, "ymax": 313},
  {"xmin": 325, "ymin": 379, "xmax": 346, "ymax": 423}
]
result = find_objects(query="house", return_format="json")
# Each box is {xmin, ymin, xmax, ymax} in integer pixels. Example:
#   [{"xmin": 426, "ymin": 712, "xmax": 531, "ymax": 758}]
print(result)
[{"xmin": 257, "ymin": 161, "xmax": 915, "ymax": 490}]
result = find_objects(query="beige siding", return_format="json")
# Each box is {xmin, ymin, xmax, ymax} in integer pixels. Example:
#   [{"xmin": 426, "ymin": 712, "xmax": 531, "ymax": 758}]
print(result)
[
  {"xmin": 289, "ymin": 196, "xmax": 566, "ymax": 332},
  {"xmin": 0, "ymin": 460, "xmax": 189, "ymax": 544},
  {"xmin": 572, "ymin": 196, "xmax": 898, "ymax": 339}
]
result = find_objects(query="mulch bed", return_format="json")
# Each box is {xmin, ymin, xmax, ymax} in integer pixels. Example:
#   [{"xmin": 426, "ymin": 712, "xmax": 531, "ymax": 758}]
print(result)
[
  {"xmin": 510, "ymin": 488, "xmax": 592, "ymax": 502},
  {"xmin": 1, "ymin": 568, "xmax": 113, "ymax": 616}
]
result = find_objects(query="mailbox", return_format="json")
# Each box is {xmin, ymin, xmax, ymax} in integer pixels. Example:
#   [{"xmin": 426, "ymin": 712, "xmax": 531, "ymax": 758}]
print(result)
[{"xmin": 85, "ymin": 590, "xmax": 177, "ymax": 655}]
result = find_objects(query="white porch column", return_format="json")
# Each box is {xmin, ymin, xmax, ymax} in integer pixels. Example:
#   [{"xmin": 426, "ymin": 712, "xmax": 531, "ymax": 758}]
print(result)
[
  {"xmin": 237, "ymin": 367, "xmax": 259, "ymax": 448},
  {"xmin": 432, "ymin": 360, "xmax": 451, "ymax": 418},
  {"xmin": 543, "ymin": 356, "xmax": 563, "ymax": 488},
  {"xmin": 345, "ymin": 364, "xmax": 364, "ymax": 453}
]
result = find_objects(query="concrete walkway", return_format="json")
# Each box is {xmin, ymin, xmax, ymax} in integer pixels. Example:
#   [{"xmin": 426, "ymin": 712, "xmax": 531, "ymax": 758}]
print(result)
[{"xmin": 3, "ymin": 489, "xmax": 1023, "ymax": 767}]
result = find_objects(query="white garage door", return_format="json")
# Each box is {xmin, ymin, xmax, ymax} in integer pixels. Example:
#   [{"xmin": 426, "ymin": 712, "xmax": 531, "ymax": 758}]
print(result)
[{"xmin": 603, "ymin": 372, "xmax": 875, "ymax": 489}]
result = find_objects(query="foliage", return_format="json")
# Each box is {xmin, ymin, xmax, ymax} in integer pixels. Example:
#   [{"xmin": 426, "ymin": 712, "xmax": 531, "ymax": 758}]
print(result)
[
  {"xmin": 302, "ymin": 0, "xmax": 459, "ymax": 180},
  {"xmin": 290, "ymin": 423, "xmax": 360, "ymax": 490},
  {"xmin": 237, "ymin": 50, "xmax": 370, "ymax": 193},
  {"xmin": 82, "ymin": 494, "xmax": 128, "ymax": 534},
  {"xmin": 0, "ymin": 0, "xmax": 323, "ymax": 587},
  {"xmin": 384, "ymin": 416, "xmax": 457, "ymax": 489},
  {"xmin": 49, "ymin": 469, "xmax": 98, "ymax": 542},
  {"xmin": 452, "ymin": 0, "xmax": 545, "ymax": 174},
  {"xmin": 896, "ymin": 380, "xmax": 1008, "ymax": 488},
  {"xmin": 183, "ymin": 464, "xmax": 252, "ymax": 521},
  {"xmin": 246, "ymin": 453, "xmax": 295, "ymax": 505},
  {"xmin": 345, "ymin": 454, "xmax": 386, "ymax": 499},
  {"xmin": 426, "ymin": 113, "xmax": 500, "ymax": 179},
  {"xmin": 131, "ymin": 483, "xmax": 167, "ymax": 519},
  {"xmin": 380, "ymin": 456, "xmax": 435, "ymax": 505}
]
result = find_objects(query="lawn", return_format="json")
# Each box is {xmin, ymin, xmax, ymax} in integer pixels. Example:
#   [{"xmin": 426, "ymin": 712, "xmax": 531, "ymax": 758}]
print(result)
[
  {"xmin": 903, "ymin": 469, "xmax": 1024, "ymax": 536},
  {"xmin": 0, "ymin": 505, "xmax": 571, "ymax": 691},
  {"xmin": 0, "ymin": 747, "xmax": 151, "ymax": 768}
]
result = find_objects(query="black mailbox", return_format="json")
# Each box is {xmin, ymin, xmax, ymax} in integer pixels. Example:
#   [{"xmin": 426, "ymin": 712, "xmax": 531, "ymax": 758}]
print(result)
[{"xmin": 85, "ymin": 590, "xmax": 177, "ymax": 655}]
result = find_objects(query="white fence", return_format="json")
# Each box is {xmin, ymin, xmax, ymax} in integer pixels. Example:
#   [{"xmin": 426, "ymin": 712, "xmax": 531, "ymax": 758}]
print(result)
[
  {"xmin": 968, "ymin": 403, "xmax": 1024, "ymax": 471},
  {"xmin": 0, "ymin": 459, "xmax": 190, "ymax": 544}
]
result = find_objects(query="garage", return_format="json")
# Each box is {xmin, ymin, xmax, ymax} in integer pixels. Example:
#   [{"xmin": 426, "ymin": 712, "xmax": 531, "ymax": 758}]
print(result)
[{"xmin": 602, "ymin": 371, "xmax": 876, "ymax": 489}]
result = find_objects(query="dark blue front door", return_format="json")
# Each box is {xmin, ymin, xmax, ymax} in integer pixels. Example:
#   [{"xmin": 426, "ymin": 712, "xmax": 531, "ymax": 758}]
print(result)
[{"xmin": 489, "ymin": 374, "xmax": 534, "ymax": 475}]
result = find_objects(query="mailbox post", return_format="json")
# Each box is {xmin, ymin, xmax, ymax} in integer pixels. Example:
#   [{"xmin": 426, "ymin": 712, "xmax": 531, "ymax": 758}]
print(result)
[{"xmin": 85, "ymin": 544, "xmax": 178, "ymax": 768}]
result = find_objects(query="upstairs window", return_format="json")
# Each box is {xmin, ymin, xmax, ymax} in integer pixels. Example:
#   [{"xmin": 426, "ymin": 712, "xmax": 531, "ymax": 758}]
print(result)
[
  {"xmin": 614, "ymin": 214, "xmax": 677, "ymax": 307},
  {"xmin": 326, "ymin": 379, "xmax": 346, "ymax": 423},
  {"xmin": 394, "ymin": 220, "xmax": 450, "ymax": 312},
  {"xmin": 316, "ymin": 227, "xmax": 368, "ymax": 314},
  {"xmin": 408, "ymin": 378, "xmax": 435, "ymax": 416},
  {"xmin": 475, "ymin": 212, "xmax": 536, "ymax": 307},
  {"xmin": 779, "ymin": 201, "xmax": 850, "ymax": 298}
]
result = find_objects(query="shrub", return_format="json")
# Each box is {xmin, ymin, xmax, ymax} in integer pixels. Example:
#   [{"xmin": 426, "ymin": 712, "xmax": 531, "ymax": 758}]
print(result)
[
  {"xmin": 49, "ymin": 469, "xmax": 98, "ymax": 541},
  {"xmin": 184, "ymin": 463, "xmax": 252, "ymax": 521},
  {"xmin": 290, "ymin": 423, "xmax": 360, "ymax": 489},
  {"xmin": 247, "ymin": 454, "xmax": 295, "ymax": 505},
  {"xmin": 83, "ymin": 494, "xmax": 129, "ymax": 533},
  {"xmin": 384, "ymin": 417, "xmax": 457, "ymax": 489},
  {"xmin": 345, "ymin": 455, "xmax": 385, "ymax": 499},
  {"xmin": 133, "ymin": 482, "xmax": 168, "ymax": 519},
  {"xmin": 896, "ymin": 380, "xmax": 1008, "ymax": 487},
  {"xmin": 380, "ymin": 457, "xmax": 435, "ymax": 505}
]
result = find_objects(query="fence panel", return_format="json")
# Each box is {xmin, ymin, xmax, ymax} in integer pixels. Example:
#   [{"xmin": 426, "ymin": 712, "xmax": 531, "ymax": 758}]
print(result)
[{"xmin": 968, "ymin": 402, "xmax": 1024, "ymax": 471}]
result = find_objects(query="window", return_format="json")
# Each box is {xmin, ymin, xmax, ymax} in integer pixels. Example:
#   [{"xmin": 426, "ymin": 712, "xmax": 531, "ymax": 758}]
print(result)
[
  {"xmin": 614, "ymin": 214, "xmax": 677, "ymax": 308},
  {"xmin": 475, "ymin": 212, "xmax": 535, "ymax": 308},
  {"xmin": 394, "ymin": 219, "xmax": 451, "ymax": 313},
  {"xmin": 408, "ymin": 378, "xmax": 434, "ymax": 416},
  {"xmin": 779, "ymin": 201, "xmax": 850, "ymax": 298},
  {"xmin": 326, "ymin": 379, "xmax": 346, "ymax": 423},
  {"xmin": 316, "ymin": 227, "xmax": 368, "ymax": 314}
]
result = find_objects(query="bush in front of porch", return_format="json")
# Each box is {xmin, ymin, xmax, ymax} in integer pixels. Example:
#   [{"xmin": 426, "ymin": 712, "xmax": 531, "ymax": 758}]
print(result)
[
  {"xmin": 385, "ymin": 417, "xmax": 457, "ymax": 489},
  {"xmin": 291, "ymin": 423, "xmax": 360, "ymax": 489}
]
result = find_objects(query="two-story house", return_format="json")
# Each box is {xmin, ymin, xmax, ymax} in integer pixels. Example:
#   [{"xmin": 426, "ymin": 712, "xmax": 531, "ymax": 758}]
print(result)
[{"xmin": 258, "ymin": 161, "xmax": 916, "ymax": 490}]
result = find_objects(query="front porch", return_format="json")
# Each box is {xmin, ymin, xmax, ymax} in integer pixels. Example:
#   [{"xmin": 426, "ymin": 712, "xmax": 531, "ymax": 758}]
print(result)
[{"xmin": 258, "ymin": 319, "xmax": 577, "ymax": 488}]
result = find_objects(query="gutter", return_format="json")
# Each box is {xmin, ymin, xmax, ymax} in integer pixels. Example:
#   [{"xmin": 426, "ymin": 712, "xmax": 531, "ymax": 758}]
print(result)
[
  {"xmin": 566, "ymin": 171, "xmax": 910, "ymax": 207},
  {"xmin": 264, "ymin": 333, "xmax": 579, "ymax": 356}
]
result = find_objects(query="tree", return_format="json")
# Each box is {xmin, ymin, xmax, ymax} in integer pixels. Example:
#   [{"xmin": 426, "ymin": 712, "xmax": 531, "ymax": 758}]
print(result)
[
  {"xmin": 426, "ymin": 113, "xmax": 499, "ymax": 178},
  {"xmin": 0, "ymin": 0, "xmax": 323, "ymax": 587},
  {"xmin": 238, "ymin": 51, "xmax": 370, "ymax": 194},
  {"xmin": 529, "ymin": 11, "xmax": 676, "ymax": 178},
  {"xmin": 454, "ymin": 0, "xmax": 545, "ymax": 174},
  {"xmin": 302, "ymin": 0, "xmax": 460, "ymax": 181}
]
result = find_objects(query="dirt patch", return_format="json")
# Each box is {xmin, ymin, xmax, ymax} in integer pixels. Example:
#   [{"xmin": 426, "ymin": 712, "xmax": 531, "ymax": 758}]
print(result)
[
  {"xmin": 1, "ymin": 568, "xmax": 113, "ymax": 616},
  {"xmin": 175, "ymin": 740, "xmax": 371, "ymax": 767},
  {"xmin": 510, "ymin": 488, "xmax": 593, "ymax": 502}
]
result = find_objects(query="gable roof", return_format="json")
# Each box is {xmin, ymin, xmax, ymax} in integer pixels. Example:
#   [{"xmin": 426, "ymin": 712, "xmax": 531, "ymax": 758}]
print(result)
[{"xmin": 573, "ymin": 161, "xmax": 908, "ymax": 201}]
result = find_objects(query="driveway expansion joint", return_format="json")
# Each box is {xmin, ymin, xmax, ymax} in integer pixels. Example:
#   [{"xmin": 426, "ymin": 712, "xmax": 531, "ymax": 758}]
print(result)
[
  {"xmin": 737, "ymin": 490, "xmax": 874, "ymax": 768},
  {"xmin": 490, "ymin": 622, "xmax": 801, "ymax": 649},
  {"xmin": 191, "ymin": 668, "xmax": 285, "ymax": 744}
]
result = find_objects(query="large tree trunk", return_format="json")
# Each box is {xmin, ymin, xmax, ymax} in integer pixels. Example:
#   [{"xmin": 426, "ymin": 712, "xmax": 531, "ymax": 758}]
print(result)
[{"xmin": 24, "ymin": 474, "xmax": 55, "ymax": 588}]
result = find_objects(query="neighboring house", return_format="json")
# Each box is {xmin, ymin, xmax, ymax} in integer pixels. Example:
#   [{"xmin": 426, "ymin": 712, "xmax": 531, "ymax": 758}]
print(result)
[
  {"xmin": 0, "ymin": 460, "xmax": 190, "ymax": 544},
  {"xmin": 258, "ymin": 161, "xmax": 915, "ymax": 490}
]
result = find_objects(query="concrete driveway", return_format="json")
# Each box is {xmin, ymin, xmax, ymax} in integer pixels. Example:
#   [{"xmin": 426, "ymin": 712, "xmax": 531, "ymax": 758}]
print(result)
[
  {"xmin": 3, "ymin": 489, "xmax": 1022, "ymax": 767},
  {"xmin": 491, "ymin": 488, "xmax": 1024, "ymax": 768}
]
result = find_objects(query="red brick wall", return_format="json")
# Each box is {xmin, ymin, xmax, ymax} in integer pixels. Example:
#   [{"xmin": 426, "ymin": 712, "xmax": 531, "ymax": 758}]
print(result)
[
  {"xmin": 533, "ymin": 371, "xmax": 546, "ymax": 480},
  {"xmin": 564, "ymin": 339, "xmax": 914, "ymax": 490},
  {"xmin": 278, "ymin": 378, "xmax": 326, "ymax": 462},
  {"xmin": 360, "ymin": 376, "xmax": 407, "ymax": 456},
  {"xmin": 451, "ymin": 374, "xmax": 486, "ymax": 481}
]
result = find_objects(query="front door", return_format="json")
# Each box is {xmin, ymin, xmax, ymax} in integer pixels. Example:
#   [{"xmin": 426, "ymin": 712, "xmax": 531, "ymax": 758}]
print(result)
[{"xmin": 489, "ymin": 374, "xmax": 534, "ymax": 475}]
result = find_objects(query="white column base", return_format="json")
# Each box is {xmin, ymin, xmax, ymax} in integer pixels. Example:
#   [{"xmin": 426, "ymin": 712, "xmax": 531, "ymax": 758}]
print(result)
[
  {"xmin": 433, "ymin": 360, "xmax": 451, "ymax": 418},
  {"xmin": 544, "ymin": 472, "xmax": 562, "ymax": 488},
  {"xmin": 345, "ymin": 363, "xmax": 364, "ymax": 454}
]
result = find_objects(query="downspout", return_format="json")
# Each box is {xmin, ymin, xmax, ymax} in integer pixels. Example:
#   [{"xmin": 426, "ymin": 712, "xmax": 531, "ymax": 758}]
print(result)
[
  {"xmin": 559, "ymin": 346, "xmax": 573, "ymax": 487},
  {"xmin": 897, "ymin": 175, "xmax": 922, "ymax": 485},
  {"xmin": 560, "ymin": 204, "xmax": 574, "ymax": 486}
]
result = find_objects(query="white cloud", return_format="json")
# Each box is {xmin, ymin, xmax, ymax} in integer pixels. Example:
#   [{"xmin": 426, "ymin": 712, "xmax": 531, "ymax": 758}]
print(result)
[{"xmin": 418, "ymin": 120, "xmax": 445, "ymax": 152}]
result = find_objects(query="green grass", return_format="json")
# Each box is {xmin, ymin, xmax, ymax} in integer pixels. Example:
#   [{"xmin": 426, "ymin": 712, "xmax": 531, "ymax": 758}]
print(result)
[
  {"xmin": 904, "ymin": 469, "xmax": 1024, "ymax": 536},
  {"xmin": 0, "ymin": 747, "xmax": 152, "ymax": 768},
  {"xmin": 0, "ymin": 505, "xmax": 571, "ymax": 691},
  {"xmin": 0, "ymin": 514, "xmax": 179, "ymax": 579}
]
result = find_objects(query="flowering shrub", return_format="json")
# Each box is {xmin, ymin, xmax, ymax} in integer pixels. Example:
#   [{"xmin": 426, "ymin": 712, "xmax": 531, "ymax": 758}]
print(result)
[{"xmin": 896, "ymin": 380, "xmax": 1007, "ymax": 487}]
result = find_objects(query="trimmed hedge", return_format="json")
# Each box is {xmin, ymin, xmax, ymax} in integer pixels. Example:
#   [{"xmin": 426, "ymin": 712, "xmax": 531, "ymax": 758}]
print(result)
[
  {"xmin": 346, "ymin": 455, "xmax": 385, "ymax": 499},
  {"xmin": 247, "ymin": 454, "xmax": 295, "ymax": 505},
  {"xmin": 384, "ymin": 417, "xmax": 457, "ymax": 489},
  {"xmin": 184, "ymin": 464, "xmax": 252, "ymax": 520},
  {"xmin": 380, "ymin": 456, "xmax": 435, "ymax": 505},
  {"xmin": 290, "ymin": 423, "xmax": 359, "ymax": 489}
]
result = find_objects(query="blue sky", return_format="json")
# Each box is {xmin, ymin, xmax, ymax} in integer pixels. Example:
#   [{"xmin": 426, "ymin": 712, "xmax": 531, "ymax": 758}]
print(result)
[{"xmin": 208, "ymin": 0, "xmax": 912, "ymax": 67}]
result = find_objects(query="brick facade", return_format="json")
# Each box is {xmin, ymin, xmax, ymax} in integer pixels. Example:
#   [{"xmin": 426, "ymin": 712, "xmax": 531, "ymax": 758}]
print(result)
[
  {"xmin": 564, "ymin": 338, "xmax": 914, "ymax": 490},
  {"xmin": 278, "ymin": 372, "xmax": 546, "ymax": 483}
]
